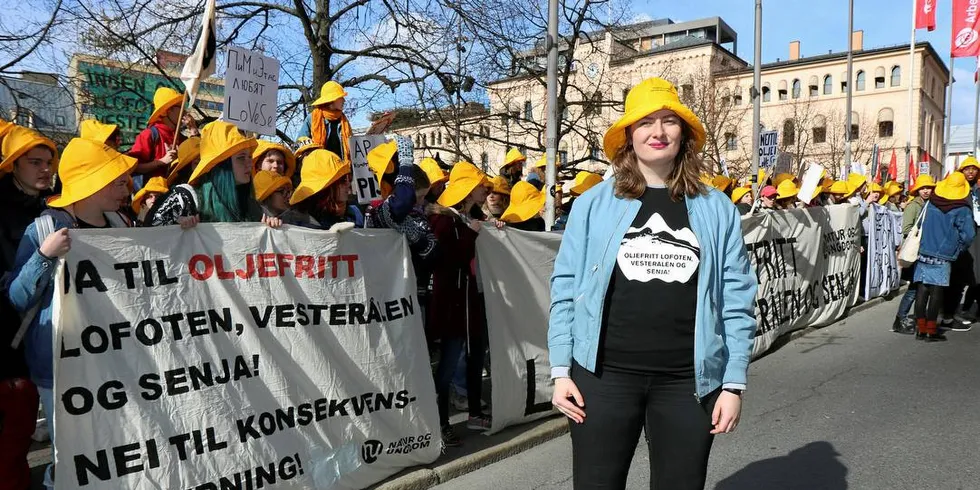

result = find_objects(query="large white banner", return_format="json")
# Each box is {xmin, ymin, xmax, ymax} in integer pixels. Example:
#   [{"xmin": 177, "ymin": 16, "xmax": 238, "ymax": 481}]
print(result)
[
  {"xmin": 223, "ymin": 46, "xmax": 279, "ymax": 135},
  {"xmin": 744, "ymin": 205, "xmax": 862, "ymax": 357},
  {"xmin": 476, "ymin": 228, "xmax": 558, "ymax": 435},
  {"xmin": 53, "ymin": 225, "xmax": 440, "ymax": 490},
  {"xmin": 864, "ymin": 204, "xmax": 903, "ymax": 299}
]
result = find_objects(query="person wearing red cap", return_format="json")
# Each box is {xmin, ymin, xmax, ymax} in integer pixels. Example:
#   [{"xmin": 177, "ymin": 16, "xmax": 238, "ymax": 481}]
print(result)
[{"xmin": 759, "ymin": 185, "xmax": 778, "ymax": 211}]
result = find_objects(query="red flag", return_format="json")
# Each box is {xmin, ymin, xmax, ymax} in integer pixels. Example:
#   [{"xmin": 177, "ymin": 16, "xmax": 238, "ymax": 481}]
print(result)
[
  {"xmin": 909, "ymin": 153, "xmax": 919, "ymax": 184},
  {"xmin": 952, "ymin": 0, "xmax": 980, "ymax": 58},
  {"xmin": 916, "ymin": 0, "xmax": 937, "ymax": 31},
  {"xmin": 888, "ymin": 150, "xmax": 898, "ymax": 181},
  {"xmin": 874, "ymin": 151, "xmax": 883, "ymax": 183}
]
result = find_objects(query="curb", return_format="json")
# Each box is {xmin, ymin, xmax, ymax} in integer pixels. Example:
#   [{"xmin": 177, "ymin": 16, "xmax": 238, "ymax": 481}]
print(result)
[{"xmin": 374, "ymin": 417, "xmax": 569, "ymax": 490}]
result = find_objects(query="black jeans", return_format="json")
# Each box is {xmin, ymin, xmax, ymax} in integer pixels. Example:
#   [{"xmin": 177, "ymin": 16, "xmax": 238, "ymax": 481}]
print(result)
[
  {"xmin": 569, "ymin": 362, "xmax": 720, "ymax": 490},
  {"xmin": 915, "ymin": 283, "xmax": 944, "ymax": 322},
  {"xmin": 434, "ymin": 332, "xmax": 488, "ymax": 426}
]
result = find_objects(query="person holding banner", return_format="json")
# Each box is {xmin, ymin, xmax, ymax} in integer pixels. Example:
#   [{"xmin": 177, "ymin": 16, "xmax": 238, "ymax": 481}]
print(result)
[
  {"xmin": 252, "ymin": 140, "xmax": 296, "ymax": 179},
  {"xmin": 774, "ymin": 180, "xmax": 800, "ymax": 210},
  {"xmin": 6, "ymin": 136, "xmax": 138, "ymax": 489},
  {"xmin": 484, "ymin": 176, "xmax": 511, "ymax": 219},
  {"xmin": 826, "ymin": 181, "xmax": 851, "ymax": 205},
  {"xmin": 549, "ymin": 78, "xmax": 756, "ymax": 490},
  {"xmin": 758, "ymin": 185, "xmax": 778, "ymax": 211},
  {"xmin": 419, "ymin": 157, "xmax": 448, "ymax": 202},
  {"xmin": 131, "ymin": 177, "xmax": 168, "ymax": 226},
  {"xmin": 501, "ymin": 181, "xmax": 547, "ymax": 231},
  {"xmin": 367, "ymin": 140, "xmax": 399, "ymax": 200},
  {"xmin": 288, "ymin": 149, "xmax": 363, "ymax": 229},
  {"xmin": 253, "ymin": 170, "xmax": 294, "ymax": 219},
  {"xmin": 912, "ymin": 172, "xmax": 976, "ymax": 341},
  {"xmin": 298, "ymin": 81, "xmax": 352, "ymax": 162},
  {"xmin": 430, "ymin": 162, "xmax": 498, "ymax": 444},
  {"xmin": 291, "ymin": 137, "xmax": 322, "ymax": 187},
  {"xmin": 880, "ymin": 182, "xmax": 903, "ymax": 212},
  {"xmin": 148, "ymin": 121, "xmax": 274, "ymax": 228},
  {"xmin": 731, "ymin": 186, "xmax": 753, "ymax": 215}
]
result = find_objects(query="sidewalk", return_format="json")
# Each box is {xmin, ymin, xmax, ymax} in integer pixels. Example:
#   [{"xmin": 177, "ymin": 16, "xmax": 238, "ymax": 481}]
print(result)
[{"xmin": 27, "ymin": 290, "xmax": 901, "ymax": 490}]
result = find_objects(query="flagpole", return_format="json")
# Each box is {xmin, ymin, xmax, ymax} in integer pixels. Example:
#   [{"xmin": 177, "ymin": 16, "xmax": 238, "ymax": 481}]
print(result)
[
  {"xmin": 172, "ymin": 91, "xmax": 188, "ymax": 149},
  {"xmin": 906, "ymin": 0, "xmax": 917, "ymax": 185},
  {"xmin": 844, "ymin": 0, "xmax": 855, "ymax": 170},
  {"xmin": 974, "ymin": 57, "xmax": 980, "ymax": 156},
  {"xmin": 944, "ymin": 56, "xmax": 955, "ymax": 173}
]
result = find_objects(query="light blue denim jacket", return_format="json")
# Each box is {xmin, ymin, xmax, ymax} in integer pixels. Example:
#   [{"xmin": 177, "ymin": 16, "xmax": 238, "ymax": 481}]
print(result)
[{"xmin": 548, "ymin": 179, "xmax": 758, "ymax": 398}]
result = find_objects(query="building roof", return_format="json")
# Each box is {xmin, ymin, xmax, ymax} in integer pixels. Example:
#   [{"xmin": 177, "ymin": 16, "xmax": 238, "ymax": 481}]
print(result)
[
  {"xmin": 0, "ymin": 75, "xmax": 77, "ymax": 137},
  {"xmin": 716, "ymin": 42, "xmax": 949, "ymax": 78}
]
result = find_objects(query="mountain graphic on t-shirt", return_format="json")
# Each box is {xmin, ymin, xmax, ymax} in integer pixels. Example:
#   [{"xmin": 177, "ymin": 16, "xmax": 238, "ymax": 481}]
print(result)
[
  {"xmin": 617, "ymin": 213, "xmax": 700, "ymax": 284},
  {"xmin": 621, "ymin": 214, "xmax": 699, "ymax": 254}
]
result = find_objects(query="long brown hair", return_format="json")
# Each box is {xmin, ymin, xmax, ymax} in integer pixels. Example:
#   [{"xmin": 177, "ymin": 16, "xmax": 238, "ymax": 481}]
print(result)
[{"xmin": 611, "ymin": 120, "xmax": 708, "ymax": 201}]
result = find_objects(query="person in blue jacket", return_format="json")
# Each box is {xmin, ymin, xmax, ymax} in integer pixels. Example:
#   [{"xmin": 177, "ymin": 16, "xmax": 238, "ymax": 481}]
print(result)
[
  {"xmin": 912, "ymin": 171, "xmax": 976, "ymax": 342},
  {"xmin": 548, "ymin": 78, "xmax": 757, "ymax": 490}
]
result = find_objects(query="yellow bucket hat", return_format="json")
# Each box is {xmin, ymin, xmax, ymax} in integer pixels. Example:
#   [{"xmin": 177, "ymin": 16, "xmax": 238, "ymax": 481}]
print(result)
[
  {"xmin": 438, "ymin": 161, "xmax": 490, "ymax": 207},
  {"xmin": 367, "ymin": 140, "xmax": 397, "ymax": 182},
  {"xmin": 878, "ymin": 181, "xmax": 902, "ymax": 204},
  {"xmin": 419, "ymin": 157, "xmax": 448, "ymax": 186},
  {"xmin": 570, "ymin": 171, "xmax": 602, "ymax": 196},
  {"xmin": 535, "ymin": 156, "xmax": 548, "ymax": 169},
  {"xmin": 79, "ymin": 119, "xmax": 118, "ymax": 145},
  {"xmin": 289, "ymin": 150, "xmax": 350, "ymax": 205},
  {"xmin": 936, "ymin": 172, "xmax": 971, "ymax": 200},
  {"xmin": 502, "ymin": 148, "xmax": 526, "ymax": 169},
  {"xmin": 845, "ymin": 173, "xmax": 867, "ymax": 195},
  {"xmin": 820, "ymin": 177, "xmax": 836, "ymax": 190},
  {"xmin": 147, "ymin": 87, "xmax": 184, "ymax": 125},
  {"xmin": 48, "ymin": 137, "xmax": 136, "ymax": 208},
  {"xmin": 731, "ymin": 186, "xmax": 752, "ymax": 204},
  {"xmin": 501, "ymin": 181, "xmax": 547, "ymax": 223},
  {"xmin": 828, "ymin": 181, "xmax": 850, "ymax": 195},
  {"xmin": 168, "ymin": 136, "xmax": 201, "ymax": 185},
  {"xmin": 910, "ymin": 174, "xmax": 937, "ymax": 193},
  {"xmin": 294, "ymin": 137, "xmax": 322, "ymax": 159},
  {"xmin": 490, "ymin": 175, "xmax": 511, "ymax": 195},
  {"xmin": 252, "ymin": 139, "xmax": 296, "ymax": 178},
  {"xmin": 711, "ymin": 174, "xmax": 733, "ymax": 192},
  {"xmin": 772, "ymin": 173, "xmax": 797, "ymax": 187},
  {"xmin": 254, "ymin": 169, "xmax": 292, "ymax": 201},
  {"xmin": 311, "ymin": 81, "xmax": 348, "ymax": 107},
  {"xmin": 866, "ymin": 182, "xmax": 884, "ymax": 194},
  {"xmin": 0, "ymin": 119, "xmax": 13, "ymax": 139},
  {"xmin": 190, "ymin": 121, "xmax": 258, "ymax": 184},
  {"xmin": 603, "ymin": 77, "xmax": 706, "ymax": 160},
  {"xmin": 0, "ymin": 126, "xmax": 58, "ymax": 175},
  {"xmin": 132, "ymin": 176, "xmax": 169, "ymax": 213},
  {"xmin": 776, "ymin": 179, "xmax": 800, "ymax": 200},
  {"xmin": 959, "ymin": 156, "xmax": 980, "ymax": 171}
]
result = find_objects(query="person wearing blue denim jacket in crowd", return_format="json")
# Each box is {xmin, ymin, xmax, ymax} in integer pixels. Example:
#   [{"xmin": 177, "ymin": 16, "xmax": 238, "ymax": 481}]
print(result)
[
  {"xmin": 6, "ymin": 137, "xmax": 137, "ymax": 489},
  {"xmin": 911, "ymin": 171, "xmax": 976, "ymax": 342},
  {"xmin": 548, "ymin": 78, "xmax": 757, "ymax": 490}
]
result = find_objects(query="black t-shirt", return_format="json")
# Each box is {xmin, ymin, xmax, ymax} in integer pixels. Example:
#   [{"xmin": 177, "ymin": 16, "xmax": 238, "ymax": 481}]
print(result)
[
  {"xmin": 76, "ymin": 218, "xmax": 110, "ymax": 229},
  {"xmin": 600, "ymin": 186, "xmax": 701, "ymax": 376}
]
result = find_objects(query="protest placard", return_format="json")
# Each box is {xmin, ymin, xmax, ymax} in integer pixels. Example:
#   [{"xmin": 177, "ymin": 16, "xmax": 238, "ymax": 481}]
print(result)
[
  {"xmin": 223, "ymin": 46, "xmax": 279, "ymax": 135},
  {"xmin": 53, "ymin": 225, "xmax": 440, "ymax": 489},
  {"xmin": 349, "ymin": 135, "xmax": 387, "ymax": 204},
  {"xmin": 759, "ymin": 130, "xmax": 779, "ymax": 170}
]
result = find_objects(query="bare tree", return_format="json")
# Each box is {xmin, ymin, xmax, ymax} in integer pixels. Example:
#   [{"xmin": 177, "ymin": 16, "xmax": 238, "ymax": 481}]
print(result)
[
  {"xmin": 821, "ymin": 108, "xmax": 878, "ymax": 176},
  {"xmin": 687, "ymin": 63, "xmax": 751, "ymax": 177}
]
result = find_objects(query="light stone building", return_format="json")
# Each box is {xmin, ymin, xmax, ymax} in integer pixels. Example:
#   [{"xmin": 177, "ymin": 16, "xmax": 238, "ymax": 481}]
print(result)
[{"xmin": 395, "ymin": 17, "xmax": 949, "ymax": 183}]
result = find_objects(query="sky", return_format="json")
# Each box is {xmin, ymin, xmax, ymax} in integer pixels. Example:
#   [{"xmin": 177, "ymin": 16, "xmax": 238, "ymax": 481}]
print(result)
[{"xmin": 639, "ymin": 0, "xmax": 978, "ymax": 126}]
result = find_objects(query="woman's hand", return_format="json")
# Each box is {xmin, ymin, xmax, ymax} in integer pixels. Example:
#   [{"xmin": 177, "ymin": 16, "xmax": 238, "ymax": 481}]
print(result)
[
  {"xmin": 39, "ymin": 228, "xmax": 71, "ymax": 259},
  {"xmin": 487, "ymin": 218, "xmax": 506, "ymax": 230},
  {"xmin": 177, "ymin": 215, "xmax": 200, "ymax": 229},
  {"xmin": 710, "ymin": 390, "xmax": 742, "ymax": 434},
  {"xmin": 262, "ymin": 215, "xmax": 283, "ymax": 229},
  {"xmin": 552, "ymin": 377, "xmax": 586, "ymax": 424}
]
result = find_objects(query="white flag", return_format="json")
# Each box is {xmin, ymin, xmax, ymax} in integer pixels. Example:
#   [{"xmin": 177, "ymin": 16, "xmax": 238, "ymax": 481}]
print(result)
[{"xmin": 181, "ymin": 0, "xmax": 217, "ymax": 105}]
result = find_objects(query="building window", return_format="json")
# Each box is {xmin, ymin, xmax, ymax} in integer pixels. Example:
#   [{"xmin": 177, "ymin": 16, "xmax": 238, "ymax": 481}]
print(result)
[
  {"xmin": 778, "ymin": 88, "xmax": 788, "ymax": 101},
  {"xmin": 879, "ymin": 121, "xmax": 894, "ymax": 137},
  {"xmin": 813, "ymin": 127, "xmax": 827, "ymax": 143},
  {"xmin": 891, "ymin": 66, "xmax": 902, "ymax": 87},
  {"xmin": 841, "ymin": 80, "xmax": 848, "ymax": 93},
  {"xmin": 56, "ymin": 115, "xmax": 66, "ymax": 126},
  {"xmin": 733, "ymin": 94, "xmax": 743, "ymax": 105},
  {"xmin": 876, "ymin": 76, "xmax": 886, "ymax": 89},
  {"xmin": 823, "ymin": 75, "xmax": 833, "ymax": 95},
  {"xmin": 590, "ymin": 145, "xmax": 601, "ymax": 160},
  {"xmin": 725, "ymin": 132, "xmax": 737, "ymax": 151},
  {"xmin": 856, "ymin": 70, "xmax": 866, "ymax": 91},
  {"xmin": 437, "ymin": 132, "xmax": 442, "ymax": 145},
  {"xmin": 792, "ymin": 79, "xmax": 801, "ymax": 99},
  {"xmin": 429, "ymin": 132, "xmax": 435, "ymax": 146},
  {"xmin": 524, "ymin": 101, "xmax": 533, "ymax": 121},
  {"xmin": 480, "ymin": 152, "xmax": 489, "ymax": 171},
  {"xmin": 559, "ymin": 150, "xmax": 568, "ymax": 167},
  {"xmin": 681, "ymin": 84, "xmax": 694, "ymax": 103},
  {"xmin": 783, "ymin": 120, "xmax": 796, "ymax": 146},
  {"xmin": 762, "ymin": 84, "xmax": 771, "ymax": 102},
  {"xmin": 850, "ymin": 124, "xmax": 859, "ymax": 140}
]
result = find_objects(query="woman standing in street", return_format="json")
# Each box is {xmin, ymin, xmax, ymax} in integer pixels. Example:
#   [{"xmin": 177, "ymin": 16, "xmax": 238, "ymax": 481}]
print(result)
[
  {"xmin": 912, "ymin": 172, "xmax": 975, "ymax": 341},
  {"xmin": 891, "ymin": 175, "xmax": 936, "ymax": 334},
  {"xmin": 548, "ymin": 78, "xmax": 757, "ymax": 490}
]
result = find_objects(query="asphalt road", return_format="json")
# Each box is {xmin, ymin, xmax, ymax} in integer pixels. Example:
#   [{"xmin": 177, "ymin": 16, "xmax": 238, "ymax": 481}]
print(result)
[{"xmin": 433, "ymin": 298, "xmax": 980, "ymax": 490}]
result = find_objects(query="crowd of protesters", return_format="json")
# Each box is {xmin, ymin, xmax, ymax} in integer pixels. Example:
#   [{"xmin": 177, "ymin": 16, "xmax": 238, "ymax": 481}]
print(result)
[{"xmin": 1, "ymin": 77, "xmax": 979, "ymax": 489}]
